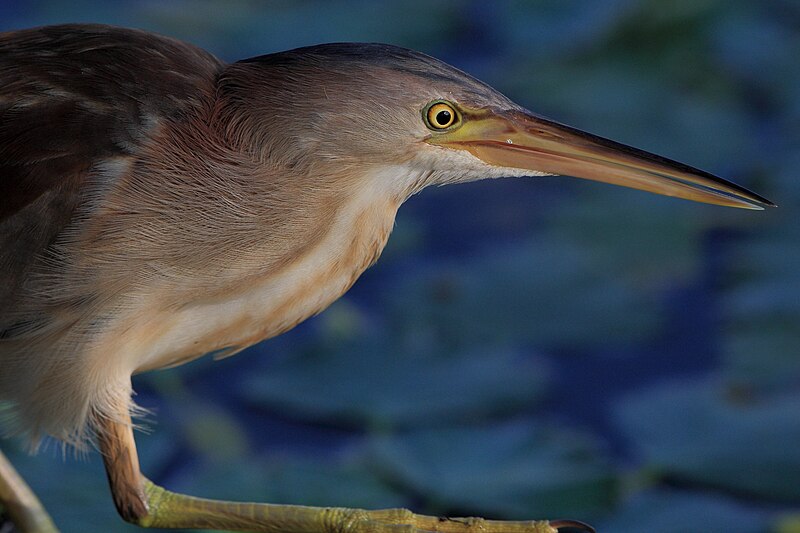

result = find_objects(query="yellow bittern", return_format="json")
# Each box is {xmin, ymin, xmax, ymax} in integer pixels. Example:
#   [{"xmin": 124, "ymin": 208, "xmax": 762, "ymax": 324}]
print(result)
[{"xmin": 0, "ymin": 24, "xmax": 773, "ymax": 533}]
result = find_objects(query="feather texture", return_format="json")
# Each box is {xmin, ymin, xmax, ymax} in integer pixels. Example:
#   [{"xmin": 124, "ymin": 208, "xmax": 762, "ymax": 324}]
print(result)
[
  {"xmin": 0, "ymin": 25, "xmax": 224, "ymax": 447},
  {"xmin": 0, "ymin": 24, "xmax": 524, "ymax": 449}
]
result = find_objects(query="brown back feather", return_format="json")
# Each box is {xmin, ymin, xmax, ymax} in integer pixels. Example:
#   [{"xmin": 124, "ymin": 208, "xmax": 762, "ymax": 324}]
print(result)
[{"xmin": 0, "ymin": 24, "xmax": 223, "ymax": 309}]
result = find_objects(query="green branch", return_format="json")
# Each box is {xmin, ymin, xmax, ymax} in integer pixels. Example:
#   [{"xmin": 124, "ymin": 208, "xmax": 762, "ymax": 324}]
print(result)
[{"xmin": 0, "ymin": 450, "xmax": 59, "ymax": 533}]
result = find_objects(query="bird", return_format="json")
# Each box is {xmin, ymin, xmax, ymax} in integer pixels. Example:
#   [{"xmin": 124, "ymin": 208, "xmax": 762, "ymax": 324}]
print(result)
[{"xmin": 0, "ymin": 23, "xmax": 774, "ymax": 533}]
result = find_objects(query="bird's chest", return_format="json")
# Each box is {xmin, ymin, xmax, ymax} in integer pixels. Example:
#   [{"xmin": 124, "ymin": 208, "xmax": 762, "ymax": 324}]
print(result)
[{"xmin": 132, "ymin": 197, "xmax": 399, "ymax": 373}]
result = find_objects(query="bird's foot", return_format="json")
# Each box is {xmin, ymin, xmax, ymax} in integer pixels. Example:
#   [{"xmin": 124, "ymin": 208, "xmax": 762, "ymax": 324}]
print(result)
[
  {"xmin": 332, "ymin": 509, "xmax": 595, "ymax": 533},
  {"xmin": 134, "ymin": 478, "xmax": 594, "ymax": 532},
  {"xmin": 325, "ymin": 508, "xmax": 595, "ymax": 533}
]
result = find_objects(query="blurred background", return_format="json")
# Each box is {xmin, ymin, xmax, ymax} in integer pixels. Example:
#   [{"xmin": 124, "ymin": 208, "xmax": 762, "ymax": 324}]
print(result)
[{"xmin": 1, "ymin": 1, "xmax": 799, "ymax": 532}]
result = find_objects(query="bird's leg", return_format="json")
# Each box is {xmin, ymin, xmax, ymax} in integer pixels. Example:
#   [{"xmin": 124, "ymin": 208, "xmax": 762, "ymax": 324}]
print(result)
[
  {"xmin": 98, "ymin": 416, "xmax": 592, "ymax": 533},
  {"xmin": 96, "ymin": 412, "xmax": 148, "ymax": 522}
]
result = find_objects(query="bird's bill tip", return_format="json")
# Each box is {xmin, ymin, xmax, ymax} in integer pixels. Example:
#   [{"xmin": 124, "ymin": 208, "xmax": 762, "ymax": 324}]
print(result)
[{"xmin": 427, "ymin": 108, "xmax": 775, "ymax": 210}]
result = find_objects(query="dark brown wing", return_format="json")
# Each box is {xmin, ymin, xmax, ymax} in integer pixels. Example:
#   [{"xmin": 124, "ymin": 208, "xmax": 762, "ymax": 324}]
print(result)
[{"xmin": 0, "ymin": 24, "xmax": 223, "ymax": 306}]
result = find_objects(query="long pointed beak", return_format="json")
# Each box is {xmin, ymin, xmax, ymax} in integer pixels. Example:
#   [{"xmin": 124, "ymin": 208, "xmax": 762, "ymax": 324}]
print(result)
[{"xmin": 427, "ymin": 108, "xmax": 775, "ymax": 210}]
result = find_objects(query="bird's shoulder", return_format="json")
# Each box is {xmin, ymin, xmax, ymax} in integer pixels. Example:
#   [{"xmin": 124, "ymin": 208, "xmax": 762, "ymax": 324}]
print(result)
[
  {"xmin": 0, "ymin": 24, "xmax": 224, "ymax": 221},
  {"xmin": 0, "ymin": 24, "xmax": 225, "ymax": 308}
]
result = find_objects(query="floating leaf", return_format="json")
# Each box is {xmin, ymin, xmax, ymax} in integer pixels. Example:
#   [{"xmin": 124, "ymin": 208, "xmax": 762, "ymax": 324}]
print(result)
[
  {"xmin": 502, "ymin": 0, "xmax": 635, "ymax": 59},
  {"xmin": 242, "ymin": 344, "xmax": 548, "ymax": 430},
  {"xmin": 776, "ymin": 513, "xmax": 800, "ymax": 533},
  {"xmin": 615, "ymin": 378, "xmax": 800, "ymax": 501},
  {"xmin": 600, "ymin": 489, "xmax": 770, "ymax": 533},
  {"xmin": 369, "ymin": 421, "xmax": 615, "ymax": 521},
  {"xmin": 722, "ymin": 218, "xmax": 800, "ymax": 389},
  {"xmin": 170, "ymin": 452, "xmax": 407, "ymax": 511},
  {"xmin": 722, "ymin": 321, "xmax": 800, "ymax": 390},
  {"xmin": 547, "ymin": 192, "xmax": 707, "ymax": 284},
  {"xmin": 387, "ymin": 236, "xmax": 661, "ymax": 349}
]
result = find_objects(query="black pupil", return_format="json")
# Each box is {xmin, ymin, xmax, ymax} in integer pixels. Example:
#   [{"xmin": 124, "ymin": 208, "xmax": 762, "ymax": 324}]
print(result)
[{"xmin": 435, "ymin": 109, "xmax": 451, "ymax": 126}]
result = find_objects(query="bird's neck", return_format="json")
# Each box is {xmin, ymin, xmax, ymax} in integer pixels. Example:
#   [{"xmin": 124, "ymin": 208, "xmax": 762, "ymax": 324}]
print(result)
[
  {"xmin": 94, "ymin": 112, "xmax": 424, "ymax": 370},
  {"xmin": 126, "ymin": 161, "xmax": 409, "ymax": 372}
]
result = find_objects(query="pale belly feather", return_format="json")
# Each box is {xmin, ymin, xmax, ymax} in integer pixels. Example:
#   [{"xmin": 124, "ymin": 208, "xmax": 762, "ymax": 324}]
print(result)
[{"xmin": 101, "ymin": 194, "xmax": 400, "ymax": 375}]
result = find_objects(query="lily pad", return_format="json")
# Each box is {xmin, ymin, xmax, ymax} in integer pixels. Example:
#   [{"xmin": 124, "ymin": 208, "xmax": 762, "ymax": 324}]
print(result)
[
  {"xmin": 722, "ymin": 321, "xmax": 800, "ymax": 391},
  {"xmin": 547, "ymin": 192, "xmax": 707, "ymax": 284},
  {"xmin": 242, "ymin": 344, "xmax": 549, "ymax": 430},
  {"xmin": 615, "ymin": 378, "xmax": 800, "ymax": 501},
  {"xmin": 369, "ymin": 421, "xmax": 615, "ymax": 521},
  {"xmin": 169, "ymin": 453, "xmax": 408, "ymax": 511},
  {"xmin": 387, "ymin": 236, "xmax": 661, "ymax": 349},
  {"xmin": 600, "ymin": 489, "xmax": 770, "ymax": 533},
  {"xmin": 722, "ymin": 220, "xmax": 800, "ymax": 389},
  {"xmin": 503, "ymin": 0, "xmax": 635, "ymax": 59}
]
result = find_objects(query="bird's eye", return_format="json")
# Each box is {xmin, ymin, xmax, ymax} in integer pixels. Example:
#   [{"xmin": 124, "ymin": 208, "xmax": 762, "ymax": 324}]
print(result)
[{"xmin": 424, "ymin": 101, "xmax": 458, "ymax": 130}]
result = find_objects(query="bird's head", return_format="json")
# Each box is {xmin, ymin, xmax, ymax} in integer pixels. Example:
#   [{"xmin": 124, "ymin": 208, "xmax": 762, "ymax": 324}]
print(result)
[{"xmin": 216, "ymin": 43, "xmax": 773, "ymax": 209}]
